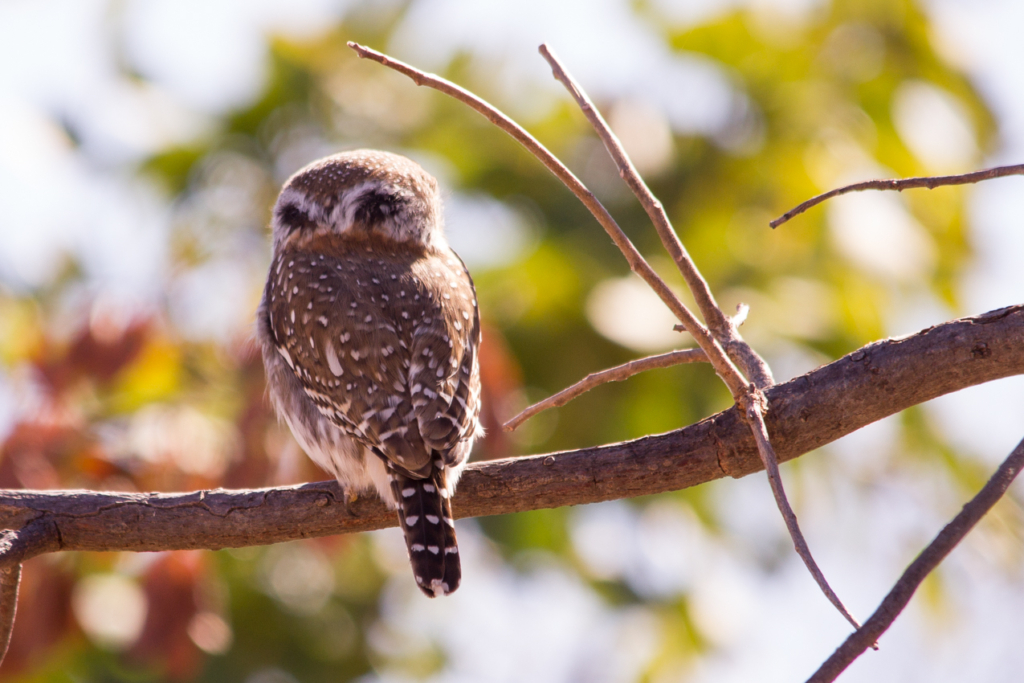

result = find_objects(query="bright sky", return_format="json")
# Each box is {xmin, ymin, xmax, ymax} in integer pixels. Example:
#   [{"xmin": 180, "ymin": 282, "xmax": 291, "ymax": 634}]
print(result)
[{"xmin": 0, "ymin": 0, "xmax": 1022, "ymax": 681}]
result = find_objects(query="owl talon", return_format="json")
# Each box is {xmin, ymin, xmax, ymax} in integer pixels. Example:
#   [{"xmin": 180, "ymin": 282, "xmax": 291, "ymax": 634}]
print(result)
[{"xmin": 343, "ymin": 490, "xmax": 360, "ymax": 515}]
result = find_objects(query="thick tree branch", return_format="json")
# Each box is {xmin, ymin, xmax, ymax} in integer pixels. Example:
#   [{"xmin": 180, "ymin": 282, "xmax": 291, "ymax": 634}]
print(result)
[
  {"xmin": 771, "ymin": 164, "xmax": 1024, "ymax": 228},
  {"xmin": 808, "ymin": 433, "xmax": 1024, "ymax": 683},
  {"xmin": 0, "ymin": 305, "xmax": 1019, "ymax": 553}
]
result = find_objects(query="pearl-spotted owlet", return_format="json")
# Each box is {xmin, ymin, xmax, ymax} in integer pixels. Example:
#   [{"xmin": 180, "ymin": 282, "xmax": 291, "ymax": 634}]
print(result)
[{"xmin": 257, "ymin": 150, "xmax": 482, "ymax": 597}]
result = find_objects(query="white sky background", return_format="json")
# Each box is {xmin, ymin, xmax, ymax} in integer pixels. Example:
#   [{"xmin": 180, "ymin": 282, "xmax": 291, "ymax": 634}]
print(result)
[{"xmin": 1, "ymin": 0, "xmax": 1023, "ymax": 681}]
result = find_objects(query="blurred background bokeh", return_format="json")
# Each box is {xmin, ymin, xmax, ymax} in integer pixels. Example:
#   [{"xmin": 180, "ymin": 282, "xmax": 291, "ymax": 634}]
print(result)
[{"xmin": 1, "ymin": 0, "xmax": 1023, "ymax": 681}]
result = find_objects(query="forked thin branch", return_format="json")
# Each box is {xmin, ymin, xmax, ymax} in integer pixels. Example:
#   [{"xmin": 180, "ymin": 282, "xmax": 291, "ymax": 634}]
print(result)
[
  {"xmin": 535, "ymin": 45, "xmax": 857, "ymax": 626},
  {"xmin": 350, "ymin": 40, "xmax": 857, "ymax": 628},
  {"xmin": 347, "ymin": 41, "xmax": 748, "ymax": 401},
  {"xmin": 503, "ymin": 348, "xmax": 707, "ymax": 432},
  {"xmin": 537, "ymin": 45, "xmax": 773, "ymax": 390},
  {"xmin": 771, "ymin": 164, "xmax": 1024, "ymax": 228},
  {"xmin": 807, "ymin": 434, "xmax": 1024, "ymax": 683}
]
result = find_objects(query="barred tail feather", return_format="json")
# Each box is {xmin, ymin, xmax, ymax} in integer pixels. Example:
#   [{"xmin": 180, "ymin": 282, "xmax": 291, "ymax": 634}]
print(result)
[{"xmin": 389, "ymin": 465, "xmax": 461, "ymax": 597}]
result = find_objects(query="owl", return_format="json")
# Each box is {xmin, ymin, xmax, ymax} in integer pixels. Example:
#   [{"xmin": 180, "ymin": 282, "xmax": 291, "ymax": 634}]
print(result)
[{"xmin": 257, "ymin": 150, "xmax": 483, "ymax": 597}]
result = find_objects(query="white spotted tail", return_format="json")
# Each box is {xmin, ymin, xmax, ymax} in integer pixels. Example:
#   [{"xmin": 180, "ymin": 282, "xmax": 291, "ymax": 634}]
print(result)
[{"xmin": 390, "ymin": 464, "xmax": 460, "ymax": 596}]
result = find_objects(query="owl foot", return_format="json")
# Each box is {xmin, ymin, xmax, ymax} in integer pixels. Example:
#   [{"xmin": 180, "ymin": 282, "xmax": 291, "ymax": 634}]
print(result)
[{"xmin": 342, "ymin": 489, "xmax": 360, "ymax": 516}]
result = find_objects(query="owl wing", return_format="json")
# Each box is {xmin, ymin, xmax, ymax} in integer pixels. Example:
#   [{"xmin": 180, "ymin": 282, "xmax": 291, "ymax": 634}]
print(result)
[
  {"xmin": 404, "ymin": 250, "xmax": 482, "ymax": 467},
  {"xmin": 264, "ymin": 245, "xmax": 480, "ymax": 479}
]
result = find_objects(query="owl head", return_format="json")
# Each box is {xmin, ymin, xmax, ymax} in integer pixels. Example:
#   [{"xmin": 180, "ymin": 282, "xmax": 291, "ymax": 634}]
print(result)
[{"xmin": 270, "ymin": 150, "xmax": 445, "ymax": 251}]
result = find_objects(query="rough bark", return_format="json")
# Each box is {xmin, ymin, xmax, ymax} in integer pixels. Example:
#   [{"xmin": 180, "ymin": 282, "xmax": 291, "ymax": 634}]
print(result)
[{"xmin": 0, "ymin": 305, "xmax": 1019, "ymax": 557}]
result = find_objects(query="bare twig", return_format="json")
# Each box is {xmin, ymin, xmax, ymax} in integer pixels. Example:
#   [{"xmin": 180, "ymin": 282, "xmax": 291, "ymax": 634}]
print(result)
[
  {"xmin": 503, "ymin": 348, "xmax": 707, "ymax": 432},
  {"xmin": 807, "ymin": 434, "xmax": 1024, "ymax": 683},
  {"xmin": 347, "ymin": 41, "xmax": 748, "ymax": 402},
  {"xmin": 745, "ymin": 396, "xmax": 861, "ymax": 630},
  {"xmin": 0, "ymin": 520, "xmax": 61, "ymax": 667},
  {"xmin": 536, "ymin": 48, "xmax": 724, "ymax": 338},
  {"xmin": 0, "ymin": 565, "xmax": 19, "ymax": 666},
  {"xmin": 771, "ymin": 164, "xmax": 1024, "ymax": 228},
  {"xmin": 537, "ymin": 45, "xmax": 773, "ymax": 390}
]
